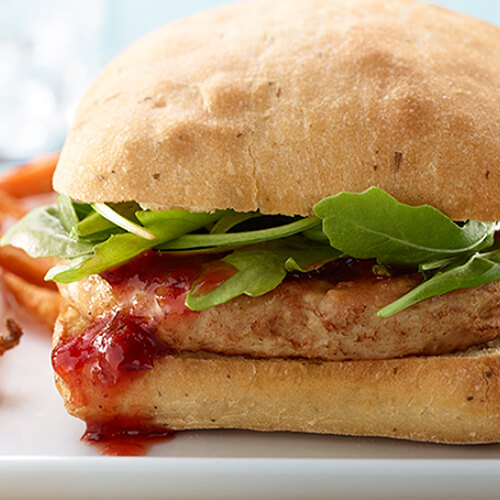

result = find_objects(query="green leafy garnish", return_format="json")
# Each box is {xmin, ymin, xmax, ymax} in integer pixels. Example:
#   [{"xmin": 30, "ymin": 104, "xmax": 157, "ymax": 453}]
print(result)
[
  {"xmin": 75, "ymin": 212, "xmax": 121, "ymax": 242},
  {"xmin": 56, "ymin": 194, "xmax": 79, "ymax": 233},
  {"xmin": 50, "ymin": 209, "xmax": 223, "ymax": 283},
  {"xmin": 158, "ymin": 217, "xmax": 320, "ymax": 250},
  {"xmin": 186, "ymin": 237, "xmax": 341, "ymax": 310},
  {"xmin": 378, "ymin": 248, "xmax": 500, "ymax": 317},
  {"xmin": 210, "ymin": 211, "xmax": 261, "ymax": 234},
  {"xmin": 314, "ymin": 187, "xmax": 495, "ymax": 265},
  {"xmin": 302, "ymin": 226, "xmax": 329, "ymax": 244},
  {"xmin": 1, "ymin": 206, "xmax": 93, "ymax": 259},
  {"xmin": 92, "ymin": 202, "xmax": 156, "ymax": 240},
  {"xmin": 75, "ymin": 202, "xmax": 141, "ymax": 241}
]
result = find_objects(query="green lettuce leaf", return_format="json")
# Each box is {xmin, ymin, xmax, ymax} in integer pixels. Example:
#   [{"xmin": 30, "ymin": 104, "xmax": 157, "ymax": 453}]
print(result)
[
  {"xmin": 185, "ymin": 237, "xmax": 340, "ymax": 310},
  {"xmin": 158, "ymin": 217, "xmax": 320, "ymax": 250},
  {"xmin": 50, "ymin": 209, "xmax": 223, "ymax": 283},
  {"xmin": 314, "ymin": 187, "xmax": 495, "ymax": 265},
  {"xmin": 210, "ymin": 211, "xmax": 261, "ymax": 234},
  {"xmin": 378, "ymin": 248, "xmax": 500, "ymax": 317},
  {"xmin": 56, "ymin": 194, "xmax": 79, "ymax": 233},
  {"xmin": 75, "ymin": 211, "xmax": 118, "ymax": 240},
  {"xmin": 75, "ymin": 202, "xmax": 141, "ymax": 240},
  {"xmin": 1, "ymin": 206, "xmax": 93, "ymax": 259}
]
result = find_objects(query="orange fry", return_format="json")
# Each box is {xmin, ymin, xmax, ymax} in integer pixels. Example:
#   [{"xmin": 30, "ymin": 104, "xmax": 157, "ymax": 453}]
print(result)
[
  {"xmin": 0, "ymin": 318, "xmax": 23, "ymax": 356},
  {"xmin": 0, "ymin": 152, "xmax": 59, "ymax": 198},
  {"xmin": 0, "ymin": 245, "xmax": 57, "ymax": 290},
  {"xmin": 0, "ymin": 188, "xmax": 27, "ymax": 219},
  {"xmin": 3, "ymin": 272, "xmax": 61, "ymax": 328}
]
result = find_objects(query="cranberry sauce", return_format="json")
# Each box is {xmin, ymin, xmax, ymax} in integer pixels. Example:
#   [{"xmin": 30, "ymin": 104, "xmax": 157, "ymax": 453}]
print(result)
[
  {"xmin": 102, "ymin": 251, "xmax": 381, "ymax": 310},
  {"xmin": 101, "ymin": 251, "xmax": 223, "ymax": 317},
  {"xmin": 52, "ymin": 313, "xmax": 168, "ymax": 406},
  {"xmin": 52, "ymin": 312, "xmax": 175, "ymax": 456},
  {"xmin": 82, "ymin": 419, "xmax": 174, "ymax": 457},
  {"xmin": 53, "ymin": 253, "xmax": 383, "ymax": 401}
]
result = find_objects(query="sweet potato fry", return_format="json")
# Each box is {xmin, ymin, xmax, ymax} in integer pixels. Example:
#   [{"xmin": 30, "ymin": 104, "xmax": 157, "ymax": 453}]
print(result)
[
  {"xmin": 0, "ymin": 318, "xmax": 22, "ymax": 356},
  {"xmin": 0, "ymin": 152, "xmax": 59, "ymax": 198},
  {"xmin": 0, "ymin": 245, "xmax": 57, "ymax": 290},
  {"xmin": 0, "ymin": 189, "xmax": 26, "ymax": 219},
  {"xmin": 3, "ymin": 272, "xmax": 61, "ymax": 328}
]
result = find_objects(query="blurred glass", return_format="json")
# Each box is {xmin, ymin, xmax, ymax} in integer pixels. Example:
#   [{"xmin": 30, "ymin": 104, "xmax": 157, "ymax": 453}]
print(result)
[
  {"xmin": 0, "ymin": 0, "xmax": 107, "ymax": 162},
  {"xmin": 0, "ymin": 0, "xmax": 497, "ymax": 165},
  {"xmin": 0, "ymin": 0, "xmax": 232, "ymax": 165}
]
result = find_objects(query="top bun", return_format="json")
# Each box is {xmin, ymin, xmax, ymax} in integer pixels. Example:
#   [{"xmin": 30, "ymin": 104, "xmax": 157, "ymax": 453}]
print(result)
[{"xmin": 54, "ymin": 0, "xmax": 500, "ymax": 220}]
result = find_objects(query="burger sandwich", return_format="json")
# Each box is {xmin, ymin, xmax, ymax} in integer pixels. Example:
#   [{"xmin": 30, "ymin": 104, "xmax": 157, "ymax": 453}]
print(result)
[{"xmin": 3, "ymin": 0, "xmax": 500, "ymax": 444}]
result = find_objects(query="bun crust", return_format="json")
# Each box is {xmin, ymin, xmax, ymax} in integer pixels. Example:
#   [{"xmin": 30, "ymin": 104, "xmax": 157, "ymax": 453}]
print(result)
[
  {"xmin": 55, "ymin": 306, "xmax": 500, "ymax": 444},
  {"xmin": 54, "ymin": 0, "xmax": 500, "ymax": 220}
]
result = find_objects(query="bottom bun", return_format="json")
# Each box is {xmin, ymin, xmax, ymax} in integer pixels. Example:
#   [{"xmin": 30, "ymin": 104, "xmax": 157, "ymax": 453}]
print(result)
[{"xmin": 54, "ymin": 306, "xmax": 500, "ymax": 444}]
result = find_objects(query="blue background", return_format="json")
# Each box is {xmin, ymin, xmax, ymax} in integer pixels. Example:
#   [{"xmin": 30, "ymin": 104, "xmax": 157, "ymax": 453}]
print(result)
[
  {"xmin": 0, "ymin": 0, "xmax": 498, "ymax": 164},
  {"xmin": 101, "ymin": 1, "xmax": 500, "ymax": 65}
]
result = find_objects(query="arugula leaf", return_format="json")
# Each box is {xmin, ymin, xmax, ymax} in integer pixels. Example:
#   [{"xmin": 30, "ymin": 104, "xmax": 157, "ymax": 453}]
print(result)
[
  {"xmin": 76, "ymin": 211, "xmax": 117, "ymax": 238},
  {"xmin": 186, "ymin": 249, "xmax": 286, "ymax": 310},
  {"xmin": 92, "ymin": 203, "xmax": 156, "ymax": 240},
  {"xmin": 45, "ymin": 255, "xmax": 95, "ymax": 281},
  {"xmin": 72, "ymin": 201, "xmax": 93, "ymax": 220},
  {"xmin": 158, "ymin": 217, "xmax": 320, "ymax": 250},
  {"xmin": 210, "ymin": 211, "xmax": 261, "ymax": 234},
  {"xmin": 283, "ymin": 239, "xmax": 342, "ymax": 272},
  {"xmin": 378, "ymin": 248, "xmax": 500, "ymax": 317},
  {"xmin": 314, "ymin": 187, "xmax": 495, "ymax": 265},
  {"xmin": 50, "ymin": 209, "xmax": 224, "ymax": 283},
  {"xmin": 3, "ymin": 187, "xmax": 500, "ymax": 318},
  {"xmin": 185, "ymin": 237, "xmax": 340, "ymax": 310},
  {"xmin": 74, "ymin": 213, "xmax": 127, "ymax": 243},
  {"xmin": 0, "ymin": 206, "xmax": 93, "ymax": 259},
  {"xmin": 302, "ymin": 226, "xmax": 329, "ymax": 244},
  {"xmin": 57, "ymin": 194, "xmax": 79, "ymax": 233},
  {"xmin": 418, "ymin": 256, "xmax": 463, "ymax": 272},
  {"xmin": 75, "ymin": 202, "xmax": 140, "ymax": 239}
]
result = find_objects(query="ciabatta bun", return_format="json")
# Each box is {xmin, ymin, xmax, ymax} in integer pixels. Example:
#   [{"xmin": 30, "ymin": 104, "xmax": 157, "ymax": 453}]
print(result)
[{"xmin": 53, "ymin": 0, "xmax": 500, "ymax": 221}]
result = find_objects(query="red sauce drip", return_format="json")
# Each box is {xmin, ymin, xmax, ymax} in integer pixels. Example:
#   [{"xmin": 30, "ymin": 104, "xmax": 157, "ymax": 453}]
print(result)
[
  {"xmin": 52, "ymin": 313, "xmax": 168, "ymax": 405},
  {"xmin": 82, "ymin": 419, "xmax": 174, "ymax": 457},
  {"xmin": 191, "ymin": 261, "xmax": 238, "ymax": 296},
  {"xmin": 101, "ymin": 251, "xmax": 223, "ymax": 318}
]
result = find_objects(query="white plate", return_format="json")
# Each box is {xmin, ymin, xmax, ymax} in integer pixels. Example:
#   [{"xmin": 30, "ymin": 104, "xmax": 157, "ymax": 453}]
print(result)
[{"xmin": 1, "ymin": 323, "xmax": 500, "ymax": 500}]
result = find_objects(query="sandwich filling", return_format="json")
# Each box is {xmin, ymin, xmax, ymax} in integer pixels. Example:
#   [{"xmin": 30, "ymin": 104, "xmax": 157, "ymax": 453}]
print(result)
[
  {"xmin": 56, "ymin": 253, "xmax": 500, "ymax": 363},
  {"xmin": 3, "ymin": 186, "xmax": 500, "ymax": 317},
  {"xmin": 5, "ymin": 185, "xmax": 500, "ymax": 422}
]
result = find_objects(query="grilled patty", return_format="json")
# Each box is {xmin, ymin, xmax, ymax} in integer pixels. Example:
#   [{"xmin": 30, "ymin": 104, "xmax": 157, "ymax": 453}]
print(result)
[{"xmin": 59, "ymin": 256, "xmax": 500, "ymax": 361}]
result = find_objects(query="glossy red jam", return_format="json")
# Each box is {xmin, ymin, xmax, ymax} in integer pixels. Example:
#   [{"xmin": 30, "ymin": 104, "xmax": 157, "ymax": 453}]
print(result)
[
  {"xmin": 102, "ymin": 251, "xmax": 226, "ymax": 318},
  {"xmin": 102, "ymin": 252, "xmax": 381, "ymax": 310},
  {"xmin": 52, "ymin": 313, "xmax": 168, "ymax": 405},
  {"xmin": 190, "ymin": 260, "xmax": 238, "ymax": 296},
  {"xmin": 52, "ymin": 312, "xmax": 175, "ymax": 456},
  {"xmin": 83, "ymin": 419, "xmax": 174, "ymax": 457}
]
